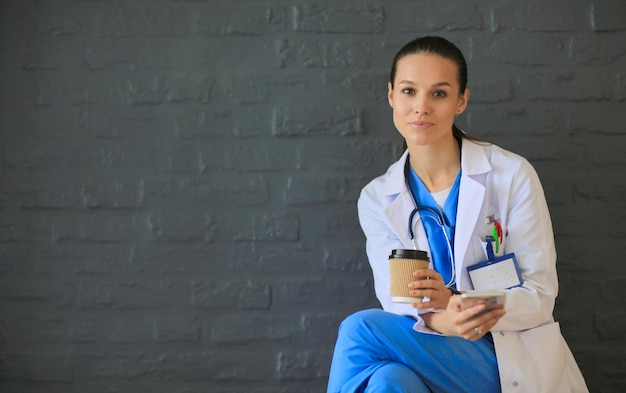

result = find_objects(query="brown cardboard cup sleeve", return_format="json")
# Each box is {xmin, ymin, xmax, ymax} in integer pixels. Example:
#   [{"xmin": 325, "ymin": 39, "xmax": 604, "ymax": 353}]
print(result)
[{"xmin": 388, "ymin": 249, "xmax": 430, "ymax": 303}]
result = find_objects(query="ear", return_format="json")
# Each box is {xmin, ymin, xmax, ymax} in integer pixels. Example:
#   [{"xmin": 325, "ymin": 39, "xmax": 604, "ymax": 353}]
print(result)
[
  {"xmin": 387, "ymin": 82, "xmax": 394, "ymax": 108},
  {"xmin": 456, "ymin": 88, "xmax": 470, "ymax": 114}
]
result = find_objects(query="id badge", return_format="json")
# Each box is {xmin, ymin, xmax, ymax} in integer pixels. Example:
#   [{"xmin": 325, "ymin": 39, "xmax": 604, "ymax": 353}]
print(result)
[{"xmin": 467, "ymin": 253, "xmax": 524, "ymax": 290}]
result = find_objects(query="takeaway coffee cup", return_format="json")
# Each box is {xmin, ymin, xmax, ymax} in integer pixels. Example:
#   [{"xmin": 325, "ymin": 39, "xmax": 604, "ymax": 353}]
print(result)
[{"xmin": 389, "ymin": 249, "xmax": 430, "ymax": 303}]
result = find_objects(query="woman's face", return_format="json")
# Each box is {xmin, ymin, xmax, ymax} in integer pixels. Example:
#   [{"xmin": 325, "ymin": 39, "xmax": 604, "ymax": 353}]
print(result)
[{"xmin": 388, "ymin": 53, "xmax": 469, "ymax": 148}]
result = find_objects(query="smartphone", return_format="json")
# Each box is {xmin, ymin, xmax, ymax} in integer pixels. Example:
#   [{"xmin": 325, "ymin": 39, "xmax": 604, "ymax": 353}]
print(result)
[{"xmin": 460, "ymin": 290, "xmax": 506, "ymax": 311}]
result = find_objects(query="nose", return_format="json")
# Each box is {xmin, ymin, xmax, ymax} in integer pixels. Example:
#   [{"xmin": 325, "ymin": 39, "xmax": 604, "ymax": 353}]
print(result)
[{"xmin": 413, "ymin": 94, "xmax": 431, "ymax": 114}]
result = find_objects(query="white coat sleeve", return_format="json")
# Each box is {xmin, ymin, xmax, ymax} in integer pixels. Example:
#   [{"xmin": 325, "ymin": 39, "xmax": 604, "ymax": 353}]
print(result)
[{"xmin": 357, "ymin": 181, "xmax": 420, "ymax": 319}]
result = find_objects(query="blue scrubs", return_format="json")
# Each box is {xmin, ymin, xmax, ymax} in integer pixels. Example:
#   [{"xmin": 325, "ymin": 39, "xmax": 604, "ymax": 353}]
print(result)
[{"xmin": 327, "ymin": 309, "xmax": 501, "ymax": 393}]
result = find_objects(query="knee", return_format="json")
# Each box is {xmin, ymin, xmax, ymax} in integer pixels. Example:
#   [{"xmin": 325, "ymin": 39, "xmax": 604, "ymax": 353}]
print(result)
[
  {"xmin": 367, "ymin": 362, "xmax": 425, "ymax": 393},
  {"xmin": 339, "ymin": 309, "xmax": 387, "ymax": 333}
]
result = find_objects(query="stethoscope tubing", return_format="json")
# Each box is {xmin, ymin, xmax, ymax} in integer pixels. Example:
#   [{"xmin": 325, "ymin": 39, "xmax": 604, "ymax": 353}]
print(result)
[{"xmin": 405, "ymin": 161, "xmax": 456, "ymax": 288}]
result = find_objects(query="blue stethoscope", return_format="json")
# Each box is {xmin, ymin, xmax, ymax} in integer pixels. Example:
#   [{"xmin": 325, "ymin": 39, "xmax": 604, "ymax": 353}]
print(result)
[{"xmin": 404, "ymin": 159, "xmax": 456, "ymax": 289}]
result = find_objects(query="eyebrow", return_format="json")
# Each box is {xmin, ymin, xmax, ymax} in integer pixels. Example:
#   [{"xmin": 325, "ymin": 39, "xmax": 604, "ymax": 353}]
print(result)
[{"xmin": 397, "ymin": 80, "xmax": 452, "ymax": 88}]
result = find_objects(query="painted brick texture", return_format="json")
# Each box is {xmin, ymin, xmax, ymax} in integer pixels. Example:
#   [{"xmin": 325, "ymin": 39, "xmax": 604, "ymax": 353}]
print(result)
[{"xmin": 0, "ymin": 0, "xmax": 625, "ymax": 392}]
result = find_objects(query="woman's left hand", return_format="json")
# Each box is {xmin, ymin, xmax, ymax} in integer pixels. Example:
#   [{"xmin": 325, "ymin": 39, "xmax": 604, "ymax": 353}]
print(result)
[{"xmin": 408, "ymin": 268, "xmax": 452, "ymax": 310}]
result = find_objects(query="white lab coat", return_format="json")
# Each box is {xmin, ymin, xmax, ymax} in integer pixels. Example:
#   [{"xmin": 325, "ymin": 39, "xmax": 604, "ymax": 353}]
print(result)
[{"xmin": 358, "ymin": 139, "xmax": 588, "ymax": 393}]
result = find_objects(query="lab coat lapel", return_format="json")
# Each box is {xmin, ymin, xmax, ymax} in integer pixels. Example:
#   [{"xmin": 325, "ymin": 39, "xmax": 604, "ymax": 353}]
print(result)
[
  {"xmin": 454, "ymin": 141, "xmax": 491, "ymax": 286},
  {"xmin": 384, "ymin": 191, "xmax": 416, "ymax": 250},
  {"xmin": 381, "ymin": 151, "xmax": 417, "ymax": 250}
]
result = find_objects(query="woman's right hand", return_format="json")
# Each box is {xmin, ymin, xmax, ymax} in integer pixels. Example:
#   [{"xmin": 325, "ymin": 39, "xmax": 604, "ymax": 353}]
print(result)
[{"xmin": 422, "ymin": 295, "xmax": 506, "ymax": 340}]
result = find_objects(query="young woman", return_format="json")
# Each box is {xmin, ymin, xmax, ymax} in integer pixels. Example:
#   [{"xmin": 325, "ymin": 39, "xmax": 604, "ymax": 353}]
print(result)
[{"xmin": 327, "ymin": 36, "xmax": 588, "ymax": 393}]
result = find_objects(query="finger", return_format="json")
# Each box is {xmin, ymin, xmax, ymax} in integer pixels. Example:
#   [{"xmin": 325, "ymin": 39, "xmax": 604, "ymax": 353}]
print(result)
[
  {"xmin": 412, "ymin": 269, "xmax": 442, "ymax": 281},
  {"xmin": 459, "ymin": 308, "xmax": 506, "ymax": 336},
  {"xmin": 408, "ymin": 279, "xmax": 441, "ymax": 290},
  {"xmin": 453, "ymin": 304, "xmax": 487, "ymax": 325}
]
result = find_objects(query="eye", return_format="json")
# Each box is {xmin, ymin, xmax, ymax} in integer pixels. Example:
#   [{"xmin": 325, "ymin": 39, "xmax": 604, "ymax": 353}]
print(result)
[
  {"xmin": 433, "ymin": 90, "xmax": 447, "ymax": 97},
  {"xmin": 401, "ymin": 88, "xmax": 415, "ymax": 95}
]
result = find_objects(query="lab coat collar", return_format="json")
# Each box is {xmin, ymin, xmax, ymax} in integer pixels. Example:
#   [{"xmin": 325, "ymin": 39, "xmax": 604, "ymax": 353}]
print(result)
[{"xmin": 380, "ymin": 140, "xmax": 492, "ymax": 195}]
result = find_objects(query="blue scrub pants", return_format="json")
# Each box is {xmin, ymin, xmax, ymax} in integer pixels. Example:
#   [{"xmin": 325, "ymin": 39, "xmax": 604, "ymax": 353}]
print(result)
[{"xmin": 327, "ymin": 309, "xmax": 501, "ymax": 393}]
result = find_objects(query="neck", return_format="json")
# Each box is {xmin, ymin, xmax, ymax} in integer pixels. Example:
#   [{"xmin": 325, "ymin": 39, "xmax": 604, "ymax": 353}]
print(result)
[{"xmin": 408, "ymin": 135, "xmax": 461, "ymax": 192}]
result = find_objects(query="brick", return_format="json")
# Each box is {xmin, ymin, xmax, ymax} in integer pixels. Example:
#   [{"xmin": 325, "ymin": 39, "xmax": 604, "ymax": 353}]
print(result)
[
  {"xmin": 1, "ymin": 313, "xmax": 96, "ymax": 345},
  {"xmin": 226, "ymin": 72, "xmax": 312, "ymax": 105},
  {"xmin": 283, "ymin": 175, "xmax": 347, "ymax": 205},
  {"xmin": 146, "ymin": 211, "xmax": 214, "ymax": 243},
  {"xmin": 516, "ymin": 69, "xmax": 613, "ymax": 101},
  {"xmin": 473, "ymin": 34, "xmax": 568, "ymax": 65},
  {"xmin": 492, "ymin": 4, "xmax": 583, "ymax": 32},
  {"xmin": 79, "ymin": 352, "xmax": 170, "ymax": 379},
  {"xmin": 0, "ymin": 353, "xmax": 73, "ymax": 382},
  {"xmin": 108, "ymin": 317, "xmax": 155, "ymax": 343},
  {"xmin": 321, "ymin": 70, "xmax": 389, "ymax": 104},
  {"xmin": 0, "ymin": 211, "xmax": 57, "ymax": 244},
  {"xmin": 174, "ymin": 107, "xmax": 229, "ymax": 138},
  {"xmin": 392, "ymin": 3, "xmax": 481, "ymax": 32},
  {"xmin": 196, "ymin": 38, "xmax": 279, "ymax": 72},
  {"xmin": 11, "ymin": 175, "xmax": 146, "ymax": 209},
  {"xmin": 254, "ymin": 212, "xmax": 299, "ymax": 241},
  {"xmin": 191, "ymin": 280, "xmax": 271, "ymax": 310},
  {"xmin": 0, "ymin": 243, "xmax": 84, "ymax": 275},
  {"xmin": 22, "ymin": 43, "xmax": 68, "ymax": 71},
  {"xmin": 569, "ymin": 102, "xmax": 626, "ymax": 134},
  {"xmin": 272, "ymin": 106, "xmax": 364, "ymax": 137},
  {"xmin": 129, "ymin": 243, "xmax": 225, "ymax": 274},
  {"xmin": 154, "ymin": 316, "xmax": 201, "ymax": 342},
  {"xmin": 78, "ymin": 280, "xmax": 176, "ymax": 309},
  {"xmin": 33, "ymin": 78, "xmax": 64, "ymax": 107},
  {"xmin": 320, "ymin": 212, "xmax": 363, "ymax": 242},
  {"xmin": 297, "ymin": 140, "xmax": 396, "ymax": 171},
  {"xmin": 224, "ymin": 144, "xmax": 297, "ymax": 172},
  {"xmin": 191, "ymin": 5, "xmax": 286, "ymax": 35},
  {"xmin": 273, "ymin": 278, "xmax": 373, "ymax": 308},
  {"xmin": 302, "ymin": 313, "xmax": 350, "ymax": 344},
  {"xmin": 323, "ymin": 244, "xmax": 370, "ymax": 274},
  {"xmin": 33, "ymin": 4, "xmax": 87, "ymax": 36},
  {"xmin": 142, "ymin": 174, "xmax": 270, "ymax": 207},
  {"xmin": 233, "ymin": 109, "xmax": 270, "ymax": 137},
  {"xmin": 592, "ymin": 3, "xmax": 626, "ymax": 31},
  {"xmin": 51, "ymin": 212, "xmax": 138, "ymax": 243},
  {"xmin": 95, "ymin": 5, "xmax": 189, "ymax": 37},
  {"xmin": 83, "ymin": 40, "xmax": 185, "ymax": 70},
  {"xmin": 466, "ymin": 71, "xmax": 514, "ymax": 103},
  {"xmin": 1, "ymin": 316, "xmax": 67, "ymax": 343},
  {"xmin": 567, "ymin": 134, "xmax": 626, "ymax": 166},
  {"xmin": 126, "ymin": 75, "xmax": 214, "ymax": 105},
  {"xmin": 570, "ymin": 35, "xmax": 626, "ymax": 65},
  {"xmin": 293, "ymin": 4, "xmax": 384, "ymax": 33},
  {"xmin": 98, "ymin": 144, "xmax": 203, "ymax": 172},
  {"xmin": 276, "ymin": 349, "xmax": 331, "ymax": 380},
  {"xmin": 230, "ymin": 243, "xmax": 324, "ymax": 274},
  {"xmin": 79, "ymin": 109, "xmax": 158, "ymax": 139},
  {"xmin": 172, "ymin": 350, "xmax": 273, "ymax": 382},
  {"xmin": 277, "ymin": 39, "xmax": 371, "ymax": 69},
  {"xmin": 209, "ymin": 314, "xmax": 302, "ymax": 344},
  {"xmin": 467, "ymin": 104, "xmax": 566, "ymax": 136}
]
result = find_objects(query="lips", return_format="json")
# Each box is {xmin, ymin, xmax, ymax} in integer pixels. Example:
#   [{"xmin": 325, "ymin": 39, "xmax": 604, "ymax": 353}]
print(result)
[{"xmin": 409, "ymin": 121, "xmax": 434, "ymax": 129}]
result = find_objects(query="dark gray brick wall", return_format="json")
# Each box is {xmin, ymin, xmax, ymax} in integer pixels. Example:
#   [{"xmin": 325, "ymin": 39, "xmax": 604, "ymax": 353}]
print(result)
[{"xmin": 0, "ymin": 0, "xmax": 624, "ymax": 392}]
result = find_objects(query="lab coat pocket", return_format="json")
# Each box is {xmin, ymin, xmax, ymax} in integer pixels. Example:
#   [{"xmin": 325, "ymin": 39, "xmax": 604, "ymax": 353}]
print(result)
[
  {"xmin": 519, "ymin": 322, "xmax": 568, "ymax": 393},
  {"xmin": 474, "ymin": 236, "xmax": 505, "ymax": 261}
]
